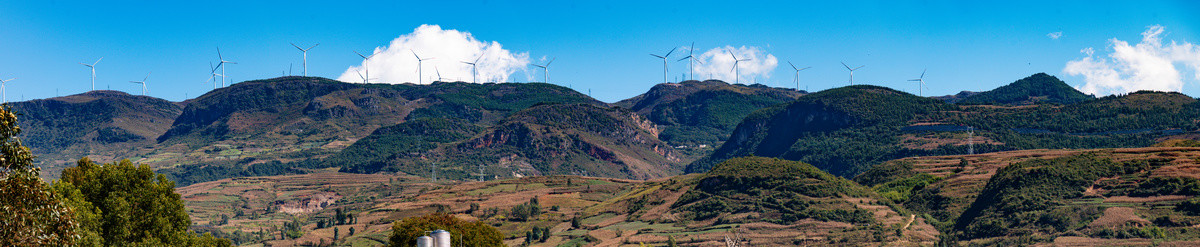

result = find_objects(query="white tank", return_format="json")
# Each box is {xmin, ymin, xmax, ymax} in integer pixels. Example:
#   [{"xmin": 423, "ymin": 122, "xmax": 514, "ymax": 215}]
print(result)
[
  {"xmin": 416, "ymin": 236, "xmax": 433, "ymax": 247},
  {"xmin": 433, "ymin": 229, "xmax": 451, "ymax": 247}
]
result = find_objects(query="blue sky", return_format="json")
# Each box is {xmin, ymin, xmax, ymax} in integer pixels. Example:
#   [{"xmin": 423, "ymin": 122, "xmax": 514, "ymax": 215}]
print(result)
[{"xmin": 1, "ymin": 0, "xmax": 1197, "ymax": 102}]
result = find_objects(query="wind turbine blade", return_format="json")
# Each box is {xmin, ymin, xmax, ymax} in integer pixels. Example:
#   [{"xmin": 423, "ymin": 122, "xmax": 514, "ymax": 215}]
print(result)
[
  {"xmin": 94, "ymin": 57, "xmax": 103, "ymax": 65},
  {"xmin": 650, "ymin": 54, "xmax": 664, "ymax": 59},
  {"xmin": 800, "ymin": 66, "xmax": 811, "ymax": 71},
  {"xmin": 474, "ymin": 54, "xmax": 483, "ymax": 63},
  {"xmin": 291, "ymin": 42, "xmax": 303, "ymax": 51},
  {"xmin": 217, "ymin": 47, "xmax": 223, "ymax": 60},
  {"xmin": 546, "ymin": 58, "xmax": 555, "ymax": 66},
  {"xmin": 908, "ymin": 79, "xmax": 921, "ymax": 81},
  {"xmin": 920, "ymin": 69, "xmax": 926, "ymax": 79},
  {"xmin": 677, "ymin": 55, "xmax": 691, "ymax": 62},
  {"xmin": 854, "ymin": 65, "xmax": 865, "ymax": 70},
  {"xmin": 307, "ymin": 43, "xmax": 319, "ymax": 50},
  {"xmin": 80, "ymin": 62, "xmax": 92, "ymax": 67},
  {"xmin": 355, "ymin": 50, "xmax": 367, "ymax": 59},
  {"xmin": 665, "ymin": 47, "xmax": 678, "ymax": 57},
  {"xmin": 727, "ymin": 49, "xmax": 737, "ymax": 60},
  {"xmin": 841, "ymin": 62, "xmax": 851, "ymax": 70},
  {"xmin": 789, "ymin": 61, "xmax": 798, "ymax": 70},
  {"xmin": 411, "ymin": 50, "xmax": 420, "ymax": 59}
]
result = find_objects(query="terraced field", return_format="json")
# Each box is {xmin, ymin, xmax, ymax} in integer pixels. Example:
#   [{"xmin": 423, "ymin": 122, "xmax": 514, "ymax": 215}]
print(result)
[
  {"xmin": 182, "ymin": 169, "xmax": 938, "ymax": 246},
  {"xmin": 859, "ymin": 146, "xmax": 1200, "ymax": 245}
]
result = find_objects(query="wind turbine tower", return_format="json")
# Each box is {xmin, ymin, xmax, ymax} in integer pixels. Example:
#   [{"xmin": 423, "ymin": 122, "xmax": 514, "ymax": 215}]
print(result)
[
  {"xmin": 354, "ymin": 50, "xmax": 375, "ymax": 83},
  {"xmin": 129, "ymin": 72, "xmax": 150, "ymax": 96},
  {"xmin": 532, "ymin": 58, "xmax": 554, "ymax": 84},
  {"xmin": 908, "ymin": 69, "xmax": 928, "ymax": 96},
  {"xmin": 80, "ymin": 57, "xmax": 103, "ymax": 91},
  {"xmin": 1, "ymin": 78, "xmax": 15, "ymax": 104},
  {"xmin": 677, "ymin": 42, "xmax": 702, "ymax": 81},
  {"xmin": 650, "ymin": 47, "xmax": 678, "ymax": 83},
  {"xmin": 290, "ymin": 42, "xmax": 319, "ymax": 77},
  {"xmin": 214, "ymin": 47, "xmax": 236, "ymax": 87},
  {"xmin": 841, "ymin": 62, "xmax": 864, "ymax": 85},
  {"xmin": 728, "ymin": 49, "xmax": 750, "ymax": 84},
  {"xmin": 207, "ymin": 62, "xmax": 224, "ymax": 89},
  {"xmin": 461, "ymin": 54, "xmax": 482, "ymax": 83},
  {"xmin": 412, "ymin": 50, "xmax": 437, "ymax": 84},
  {"xmin": 968, "ymin": 126, "xmax": 975, "ymax": 155},
  {"xmin": 788, "ymin": 61, "xmax": 811, "ymax": 91},
  {"xmin": 435, "ymin": 66, "xmax": 445, "ymax": 82}
]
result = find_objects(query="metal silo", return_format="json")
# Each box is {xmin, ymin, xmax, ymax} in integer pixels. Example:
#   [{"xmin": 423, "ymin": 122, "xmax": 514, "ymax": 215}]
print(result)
[
  {"xmin": 433, "ymin": 229, "xmax": 451, "ymax": 247},
  {"xmin": 417, "ymin": 235, "xmax": 433, "ymax": 247}
]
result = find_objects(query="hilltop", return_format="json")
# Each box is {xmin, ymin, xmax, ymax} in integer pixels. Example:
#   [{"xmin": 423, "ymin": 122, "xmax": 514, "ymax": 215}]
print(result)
[
  {"xmin": 958, "ymin": 73, "xmax": 1094, "ymax": 105},
  {"xmin": 9, "ymin": 90, "xmax": 182, "ymax": 177},
  {"xmin": 614, "ymin": 80, "xmax": 804, "ymax": 149},
  {"xmin": 327, "ymin": 103, "xmax": 687, "ymax": 180},
  {"xmin": 688, "ymin": 76, "xmax": 1200, "ymax": 178}
]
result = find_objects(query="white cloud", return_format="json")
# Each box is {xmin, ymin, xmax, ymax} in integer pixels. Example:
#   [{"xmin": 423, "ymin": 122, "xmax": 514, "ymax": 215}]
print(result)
[
  {"xmin": 1047, "ymin": 31, "xmax": 1063, "ymax": 40},
  {"xmin": 338, "ymin": 24, "xmax": 529, "ymax": 84},
  {"xmin": 1064, "ymin": 25, "xmax": 1200, "ymax": 95},
  {"xmin": 692, "ymin": 46, "xmax": 778, "ymax": 84}
]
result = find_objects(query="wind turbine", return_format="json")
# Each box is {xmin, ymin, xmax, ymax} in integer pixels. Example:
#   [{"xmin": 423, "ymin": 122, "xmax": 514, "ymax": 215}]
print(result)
[
  {"xmin": 206, "ymin": 62, "xmax": 223, "ymax": 89},
  {"xmin": 214, "ymin": 47, "xmax": 236, "ymax": 87},
  {"xmin": 968, "ymin": 126, "xmax": 974, "ymax": 155},
  {"xmin": 650, "ymin": 47, "xmax": 678, "ymax": 83},
  {"xmin": 354, "ymin": 50, "xmax": 375, "ymax": 83},
  {"xmin": 1, "ymin": 78, "xmax": 15, "ymax": 104},
  {"xmin": 80, "ymin": 57, "xmax": 103, "ymax": 91},
  {"xmin": 908, "ymin": 69, "xmax": 928, "ymax": 96},
  {"xmin": 410, "ymin": 50, "xmax": 439, "ymax": 83},
  {"xmin": 532, "ymin": 58, "xmax": 554, "ymax": 84},
  {"xmin": 435, "ymin": 66, "xmax": 445, "ymax": 82},
  {"xmin": 355, "ymin": 69, "xmax": 376, "ymax": 84},
  {"xmin": 461, "ymin": 54, "xmax": 482, "ymax": 83},
  {"xmin": 290, "ymin": 42, "xmax": 319, "ymax": 77},
  {"xmin": 788, "ymin": 61, "xmax": 811, "ymax": 91},
  {"xmin": 841, "ymin": 62, "xmax": 864, "ymax": 85},
  {"xmin": 129, "ymin": 72, "xmax": 150, "ymax": 96},
  {"xmin": 677, "ymin": 42, "xmax": 703, "ymax": 81},
  {"xmin": 728, "ymin": 49, "xmax": 750, "ymax": 84}
]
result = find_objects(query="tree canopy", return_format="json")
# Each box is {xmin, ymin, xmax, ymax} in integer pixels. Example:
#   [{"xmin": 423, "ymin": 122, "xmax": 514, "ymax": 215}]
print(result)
[{"xmin": 389, "ymin": 213, "xmax": 505, "ymax": 247}]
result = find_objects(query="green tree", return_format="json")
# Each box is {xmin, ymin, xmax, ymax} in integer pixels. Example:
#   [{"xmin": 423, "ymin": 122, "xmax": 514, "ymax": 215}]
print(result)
[
  {"xmin": 58, "ymin": 157, "xmax": 232, "ymax": 247},
  {"xmin": 389, "ymin": 213, "xmax": 504, "ymax": 247},
  {"xmin": 0, "ymin": 106, "xmax": 81, "ymax": 246}
]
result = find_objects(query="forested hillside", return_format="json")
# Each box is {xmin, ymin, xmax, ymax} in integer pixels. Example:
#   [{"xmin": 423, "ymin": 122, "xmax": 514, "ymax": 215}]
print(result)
[
  {"xmin": 614, "ymin": 80, "xmax": 803, "ymax": 149},
  {"xmin": 690, "ymin": 74, "xmax": 1200, "ymax": 178}
]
